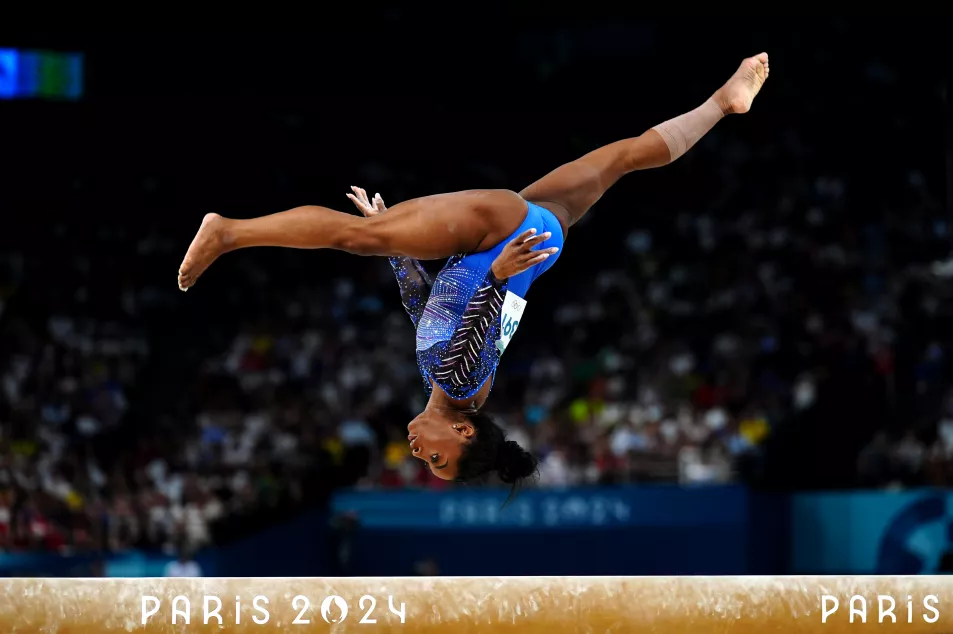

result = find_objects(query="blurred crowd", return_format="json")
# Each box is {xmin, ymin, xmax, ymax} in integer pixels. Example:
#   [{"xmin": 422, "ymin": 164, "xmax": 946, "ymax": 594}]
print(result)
[
  {"xmin": 3, "ymin": 142, "xmax": 951, "ymax": 555},
  {"xmin": 1, "ymin": 39, "xmax": 951, "ymax": 553}
]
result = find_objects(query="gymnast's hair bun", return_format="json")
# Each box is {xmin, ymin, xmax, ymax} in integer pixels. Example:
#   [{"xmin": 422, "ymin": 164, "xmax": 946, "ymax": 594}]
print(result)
[{"xmin": 495, "ymin": 440, "xmax": 539, "ymax": 484}]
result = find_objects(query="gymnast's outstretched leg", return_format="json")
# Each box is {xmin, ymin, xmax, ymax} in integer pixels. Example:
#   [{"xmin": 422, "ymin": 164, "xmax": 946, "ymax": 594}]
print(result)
[
  {"xmin": 177, "ymin": 188, "xmax": 529, "ymax": 290},
  {"xmin": 520, "ymin": 53, "xmax": 769, "ymax": 231}
]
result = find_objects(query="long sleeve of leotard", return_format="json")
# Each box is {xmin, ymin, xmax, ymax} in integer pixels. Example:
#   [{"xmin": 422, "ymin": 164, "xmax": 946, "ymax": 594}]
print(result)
[
  {"xmin": 389, "ymin": 257, "xmax": 433, "ymax": 328},
  {"xmin": 429, "ymin": 271, "xmax": 509, "ymax": 399}
]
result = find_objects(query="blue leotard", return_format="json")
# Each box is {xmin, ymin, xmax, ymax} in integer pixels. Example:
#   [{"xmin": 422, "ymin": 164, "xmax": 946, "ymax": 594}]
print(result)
[{"xmin": 389, "ymin": 200, "xmax": 565, "ymax": 400}]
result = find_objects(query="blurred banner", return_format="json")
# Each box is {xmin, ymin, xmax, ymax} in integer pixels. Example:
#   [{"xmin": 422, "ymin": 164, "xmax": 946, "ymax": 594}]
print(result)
[
  {"xmin": 792, "ymin": 490, "xmax": 953, "ymax": 575},
  {"xmin": 0, "ymin": 48, "xmax": 83, "ymax": 100},
  {"xmin": 332, "ymin": 485, "xmax": 748, "ymax": 529},
  {"xmin": 0, "ymin": 551, "xmax": 101, "ymax": 577},
  {"xmin": 332, "ymin": 485, "xmax": 788, "ymax": 576},
  {"xmin": 8, "ymin": 488, "xmax": 952, "ymax": 577},
  {"xmin": 0, "ymin": 486, "xmax": 784, "ymax": 577},
  {"xmin": 0, "ymin": 551, "xmax": 196, "ymax": 578}
]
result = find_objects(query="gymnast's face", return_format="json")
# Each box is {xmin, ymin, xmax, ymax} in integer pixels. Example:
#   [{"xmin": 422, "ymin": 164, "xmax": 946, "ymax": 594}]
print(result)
[{"xmin": 407, "ymin": 413, "xmax": 474, "ymax": 480}]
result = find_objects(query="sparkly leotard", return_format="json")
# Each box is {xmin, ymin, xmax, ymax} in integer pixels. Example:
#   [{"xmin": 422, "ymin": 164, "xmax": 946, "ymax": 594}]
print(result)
[{"xmin": 389, "ymin": 201, "xmax": 565, "ymax": 400}]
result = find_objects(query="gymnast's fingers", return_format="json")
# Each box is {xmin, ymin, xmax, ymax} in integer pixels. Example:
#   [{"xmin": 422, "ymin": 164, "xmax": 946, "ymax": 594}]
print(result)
[
  {"xmin": 347, "ymin": 194, "xmax": 377, "ymax": 216},
  {"xmin": 520, "ymin": 252, "xmax": 552, "ymax": 269},
  {"xmin": 523, "ymin": 247, "xmax": 558, "ymax": 262},
  {"xmin": 374, "ymin": 193, "xmax": 387, "ymax": 213},
  {"xmin": 509, "ymin": 228, "xmax": 537, "ymax": 248},
  {"xmin": 345, "ymin": 192, "xmax": 361, "ymax": 208},
  {"xmin": 520, "ymin": 231, "xmax": 552, "ymax": 250}
]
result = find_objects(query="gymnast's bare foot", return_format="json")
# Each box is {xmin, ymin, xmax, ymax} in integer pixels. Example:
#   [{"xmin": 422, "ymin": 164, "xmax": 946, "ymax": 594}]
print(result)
[
  {"xmin": 178, "ymin": 213, "xmax": 229, "ymax": 291},
  {"xmin": 714, "ymin": 52, "xmax": 770, "ymax": 115}
]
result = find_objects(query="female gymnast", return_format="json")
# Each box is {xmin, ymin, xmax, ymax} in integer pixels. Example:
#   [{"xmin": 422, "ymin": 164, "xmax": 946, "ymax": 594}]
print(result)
[{"xmin": 178, "ymin": 53, "xmax": 769, "ymax": 492}]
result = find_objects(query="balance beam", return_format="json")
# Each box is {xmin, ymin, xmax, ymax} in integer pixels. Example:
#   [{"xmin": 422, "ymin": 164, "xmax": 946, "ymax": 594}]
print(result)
[{"xmin": 0, "ymin": 576, "xmax": 948, "ymax": 632}]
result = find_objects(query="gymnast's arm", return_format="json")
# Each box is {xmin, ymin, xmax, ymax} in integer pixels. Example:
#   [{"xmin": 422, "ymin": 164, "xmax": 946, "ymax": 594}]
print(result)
[
  {"xmin": 389, "ymin": 256, "xmax": 432, "ymax": 328},
  {"xmin": 346, "ymin": 188, "xmax": 435, "ymax": 326}
]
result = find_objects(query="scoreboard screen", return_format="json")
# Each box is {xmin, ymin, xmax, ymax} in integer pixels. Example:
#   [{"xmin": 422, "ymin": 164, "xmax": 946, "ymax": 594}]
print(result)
[{"xmin": 0, "ymin": 48, "xmax": 83, "ymax": 101}]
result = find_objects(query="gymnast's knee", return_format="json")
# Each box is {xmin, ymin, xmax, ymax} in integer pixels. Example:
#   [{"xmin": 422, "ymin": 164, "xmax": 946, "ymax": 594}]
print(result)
[{"xmin": 334, "ymin": 223, "xmax": 388, "ymax": 256}]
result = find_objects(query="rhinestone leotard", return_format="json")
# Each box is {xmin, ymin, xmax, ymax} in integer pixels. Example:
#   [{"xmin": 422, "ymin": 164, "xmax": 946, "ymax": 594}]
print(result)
[
  {"xmin": 389, "ymin": 200, "xmax": 565, "ymax": 401},
  {"xmin": 391, "ymin": 255, "xmax": 508, "ymax": 400}
]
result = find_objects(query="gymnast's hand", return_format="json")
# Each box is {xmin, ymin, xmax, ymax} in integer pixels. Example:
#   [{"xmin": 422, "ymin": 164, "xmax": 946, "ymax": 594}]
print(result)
[
  {"xmin": 490, "ymin": 229, "xmax": 559, "ymax": 281},
  {"xmin": 347, "ymin": 186, "xmax": 387, "ymax": 217}
]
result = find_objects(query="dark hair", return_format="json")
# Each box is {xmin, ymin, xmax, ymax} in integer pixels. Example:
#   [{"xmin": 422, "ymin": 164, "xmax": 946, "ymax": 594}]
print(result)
[{"xmin": 455, "ymin": 410, "xmax": 538, "ymax": 500}]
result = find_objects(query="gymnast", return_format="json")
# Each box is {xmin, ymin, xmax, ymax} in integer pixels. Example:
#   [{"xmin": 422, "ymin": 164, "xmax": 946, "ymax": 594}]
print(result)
[{"xmin": 178, "ymin": 53, "xmax": 769, "ymax": 493}]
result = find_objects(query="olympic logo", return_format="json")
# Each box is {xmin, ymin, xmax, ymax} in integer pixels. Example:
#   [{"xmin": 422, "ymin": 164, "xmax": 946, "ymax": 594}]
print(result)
[{"xmin": 315, "ymin": 595, "xmax": 406, "ymax": 624}]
